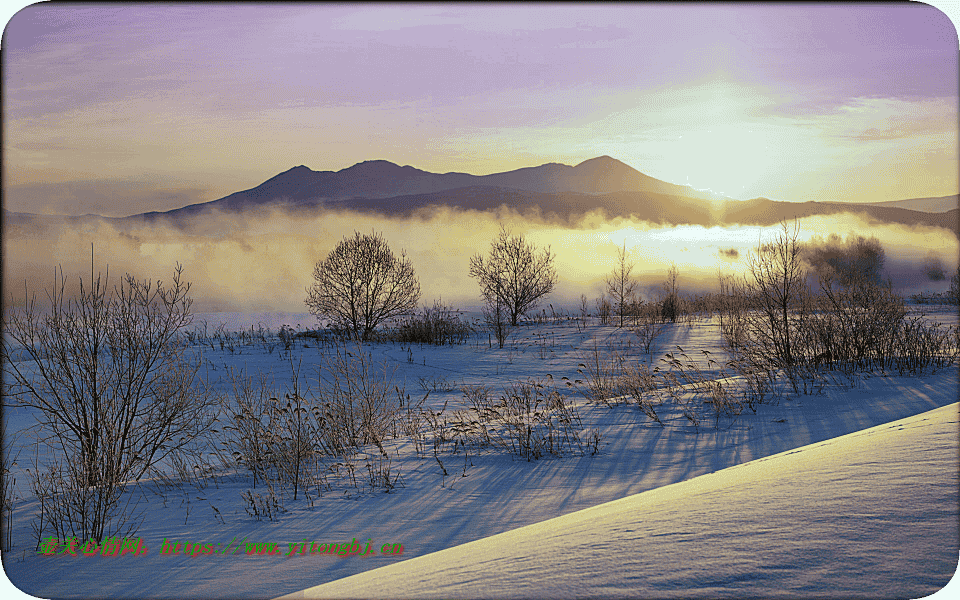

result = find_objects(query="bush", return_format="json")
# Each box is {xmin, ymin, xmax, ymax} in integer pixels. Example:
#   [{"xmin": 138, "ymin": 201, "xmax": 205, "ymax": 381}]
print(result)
[
  {"xmin": 222, "ymin": 341, "xmax": 404, "ymax": 503},
  {"xmin": 4, "ymin": 262, "xmax": 216, "ymax": 541},
  {"xmin": 385, "ymin": 300, "xmax": 473, "ymax": 346},
  {"xmin": 631, "ymin": 302, "xmax": 667, "ymax": 358},
  {"xmin": 950, "ymin": 265, "xmax": 960, "ymax": 305},
  {"xmin": 577, "ymin": 341, "xmax": 627, "ymax": 404},
  {"xmin": 456, "ymin": 380, "xmax": 598, "ymax": 460},
  {"xmin": 312, "ymin": 341, "xmax": 400, "ymax": 456},
  {"xmin": 733, "ymin": 220, "xmax": 811, "ymax": 393},
  {"xmin": 660, "ymin": 263, "xmax": 682, "ymax": 323}
]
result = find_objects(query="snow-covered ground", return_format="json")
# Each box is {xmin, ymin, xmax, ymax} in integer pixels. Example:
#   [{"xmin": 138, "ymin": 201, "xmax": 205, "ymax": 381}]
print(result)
[
  {"xmin": 284, "ymin": 402, "xmax": 960, "ymax": 599},
  {"xmin": 2, "ymin": 312, "xmax": 958, "ymax": 599}
]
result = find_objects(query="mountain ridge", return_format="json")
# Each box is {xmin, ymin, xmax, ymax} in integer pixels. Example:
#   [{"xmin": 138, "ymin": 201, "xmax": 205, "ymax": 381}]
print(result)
[
  {"xmin": 141, "ymin": 156, "xmax": 727, "ymax": 219},
  {"xmin": 4, "ymin": 157, "xmax": 956, "ymax": 237}
]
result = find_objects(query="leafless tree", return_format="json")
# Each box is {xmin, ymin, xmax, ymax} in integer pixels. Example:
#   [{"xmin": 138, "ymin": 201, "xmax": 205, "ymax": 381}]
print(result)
[
  {"xmin": 595, "ymin": 295, "xmax": 612, "ymax": 326},
  {"xmin": 660, "ymin": 262, "xmax": 681, "ymax": 323},
  {"xmin": 469, "ymin": 227, "xmax": 557, "ymax": 327},
  {"xmin": 741, "ymin": 220, "xmax": 811, "ymax": 392},
  {"xmin": 950, "ymin": 264, "xmax": 960, "ymax": 305},
  {"xmin": 305, "ymin": 231, "xmax": 421, "ymax": 341},
  {"xmin": 3, "ymin": 260, "xmax": 216, "ymax": 541},
  {"xmin": 606, "ymin": 242, "xmax": 638, "ymax": 327}
]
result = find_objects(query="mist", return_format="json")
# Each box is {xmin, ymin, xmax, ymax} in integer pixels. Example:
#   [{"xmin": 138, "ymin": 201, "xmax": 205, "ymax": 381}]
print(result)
[{"xmin": 3, "ymin": 206, "xmax": 957, "ymax": 316}]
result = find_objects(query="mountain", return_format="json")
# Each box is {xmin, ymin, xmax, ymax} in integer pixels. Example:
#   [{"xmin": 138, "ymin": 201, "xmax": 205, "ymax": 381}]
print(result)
[
  {"xmin": 860, "ymin": 194, "xmax": 959, "ymax": 213},
  {"xmin": 470, "ymin": 155, "xmax": 720, "ymax": 199},
  {"xmin": 718, "ymin": 198, "xmax": 959, "ymax": 234},
  {"xmin": 316, "ymin": 185, "xmax": 718, "ymax": 226},
  {"xmin": 132, "ymin": 156, "xmax": 725, "ymax": 222},
  {"xmin": 12, "ymin": 157, "xmax": 950, "ymax": 236}
]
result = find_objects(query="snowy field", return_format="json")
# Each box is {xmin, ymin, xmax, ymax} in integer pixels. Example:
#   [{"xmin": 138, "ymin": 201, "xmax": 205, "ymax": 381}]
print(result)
[
  {"xmin": 285, "ymin": 402, "xmax": 960, "ymax": 599},
  {"xmin": 2, "ymin": 310, "xmax": 959, "ymax": 599}
]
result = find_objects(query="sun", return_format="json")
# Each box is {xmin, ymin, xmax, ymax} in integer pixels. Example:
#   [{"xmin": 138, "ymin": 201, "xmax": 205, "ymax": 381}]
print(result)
[{"xmin": 673, "ymin": 126, "xmax": 777, "ymax": 201}]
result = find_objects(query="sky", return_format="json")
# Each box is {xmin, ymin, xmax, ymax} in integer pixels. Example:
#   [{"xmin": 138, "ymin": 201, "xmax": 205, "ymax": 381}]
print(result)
[{"xmin": 2, "ymin": 3, "xmax": 959, "ymax": 217}]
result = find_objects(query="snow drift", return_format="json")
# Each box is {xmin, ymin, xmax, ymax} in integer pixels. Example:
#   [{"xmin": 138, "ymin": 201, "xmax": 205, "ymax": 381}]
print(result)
[{"xmin": 284, "ymin": 402, "xmax": 960, "ymax": 599}]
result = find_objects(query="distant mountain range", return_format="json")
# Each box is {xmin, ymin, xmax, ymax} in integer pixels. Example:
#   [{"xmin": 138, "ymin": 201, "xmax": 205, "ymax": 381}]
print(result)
[
  {"xmin": 861, "ymin": 195, "xmax": 959, "ymax": 213},
  {"xmin": 130, "ymin": 155, "xmax": 729, "ymax": 220},
  {"xmin": 4, "ymin": 156, "xmax": 958, "ymax": 235}
]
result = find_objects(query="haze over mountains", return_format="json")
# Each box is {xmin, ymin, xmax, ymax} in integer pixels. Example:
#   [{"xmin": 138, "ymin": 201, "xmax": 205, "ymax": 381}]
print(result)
[
  {"xmin": 4, "ymin": 155, "xmax": 958, "ymax": 314},
  {"xmin": 4, "ymin": 156, "xmax": 958, "ymax": 235}
]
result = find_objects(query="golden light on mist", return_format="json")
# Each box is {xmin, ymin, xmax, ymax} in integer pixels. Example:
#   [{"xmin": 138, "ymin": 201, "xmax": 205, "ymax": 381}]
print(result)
[{"xmin": 4, "ymin": 207, "xmax": 957, "ymax": 315}]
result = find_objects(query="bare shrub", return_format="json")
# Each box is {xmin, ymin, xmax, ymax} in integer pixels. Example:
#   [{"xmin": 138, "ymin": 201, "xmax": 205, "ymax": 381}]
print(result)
[
  {"xmin": 268, "ymin": 360, "xmax": 315, "ymax": 501},
  {"xmin": 618, "ymin": 361, "xmax": 664, "ymax": 426},
  {"xmin": 459, "ymin": 380, "xmax": 594, "ymax": 460},
  {"xmin": 725, "ymin": 358, "xmax": 777, "ymax": 409},
  {"xmin": 892, "ymin": 314, "xmax": 956, "ymax": 375},
  {"xmin": 804, "ymin": 233, "xmax": 885, "ymax": 287},
  {"xmin": 222, "ymin": 365, "xmax": 316, "ymax": 501},
  {"xmin": 576, "ymin": 341, "xmax": 626, "ymax": 405},
  {"xmin": 630, "ymin": 302, "xmax": 666, "ymax": 359},
  {"xmin": 4, "ymin": 260, "xmax": 216, "ymax": 542},
  {"xmin": 922, "ymin": 254, "xmax": 946, "ymax": 282},
  {"xmin": 717, "ymin": 271, "xmax": 749, "ymax": 352},
  {"xmin": 739, "ymin": 220, "xmax": 811, "ymax": 393},
  {"xmin": 387, "ymin": 300, "xmax": 473, "ymax": 345},
  {"xmin": 223, "ymin": 369, "xmax": 274, "ymax": 488},
  {"xmin": 222, "ymin": 340, "xmax": 404, "ymax": 504},
  {"xmin": 240, "ymin": 487, "xmax": 284, "ymax": 522},
  {"xmin": 950, "ymin": 265, "xmax": 960, "ymax": 305},
  {"xmin": 809, "ymin": 273, "xmax": 906, "ymax": 372},
  {"xmin": 578, "ymin": 294, "xmax": 590, "ymax": 329},
  {"xmin": 417, "ymin": 374, "xmax": 459, "ymax": 393},
  {"xmin": 305, "ymin": 231, "xmax": 420, "ymax": 341},
  {"xmin": 313, "ymin": 341, "xmax": 400, "ymax": 456},
  {"xmin": 483, "ymin": 297, "xmax": 511, "ymax": 349},
  {"xmin": 660, "ymin": 263, "xmax": 682, "ymax": 323}
]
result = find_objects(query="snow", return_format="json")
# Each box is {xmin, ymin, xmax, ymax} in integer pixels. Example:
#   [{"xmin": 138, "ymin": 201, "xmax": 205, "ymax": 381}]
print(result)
[
  {"xmin": 284, "ymin": 401, "xmax": 960, "ymax": 599},
  {"xmin": 2, "ymin": 313, "xmax": 958, "ymax": 599}
]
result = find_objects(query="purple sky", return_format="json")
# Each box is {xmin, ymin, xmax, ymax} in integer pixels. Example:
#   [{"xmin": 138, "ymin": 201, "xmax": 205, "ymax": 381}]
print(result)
[{"xmin": 3, "ymin": 3, "xmax": 958, "ymax": 216}]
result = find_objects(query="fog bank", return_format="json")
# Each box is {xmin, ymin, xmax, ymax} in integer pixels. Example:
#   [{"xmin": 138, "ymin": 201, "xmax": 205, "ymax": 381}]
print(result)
[{"xmin": 4, "ymin": 206, "xmax": 956, "ymax": 314}]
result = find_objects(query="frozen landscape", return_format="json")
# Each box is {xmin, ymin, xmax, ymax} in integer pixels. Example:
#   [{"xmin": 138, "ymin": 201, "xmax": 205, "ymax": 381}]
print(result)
[
  {"xmin": 3, "ymin": 4, "xmax": 960, "ymax": 599},
  {"xmin": 3, "ymin": 306, "xmax": 959, "ymax": 598},
  {"xmin": 286, "ymin": 402, "xmax": 960, "ymax": 599}
]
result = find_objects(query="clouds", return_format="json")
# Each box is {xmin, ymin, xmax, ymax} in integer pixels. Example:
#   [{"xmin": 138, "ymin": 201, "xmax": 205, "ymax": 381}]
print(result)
[{"xmin": 2, "ymin": 4, "xmax": 957, "ymax": 215}]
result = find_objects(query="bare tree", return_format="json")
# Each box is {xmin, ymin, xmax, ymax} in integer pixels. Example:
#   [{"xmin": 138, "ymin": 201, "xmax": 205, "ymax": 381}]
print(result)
[
  {"xmin": 469, "ymin": 227, "xmax": 558, "ymax": 326},
  {"xmin": 950, "ymin": 264, "xmax": 960, "ymax": 305},
  {"xmin": 741, "ymin": 220, "xmax": 810, "ymax": 392},
  {"xmin": 595, "ymin": 294, "xmax": 612, "ymax": 325},
  {"xmin": 3, "ymin": 260, "xmax": 216, "ymax": 541},
  {"xmin": 305, "ymin": 231, "xmax": 421, "ymax": 341},
  {"xmin": 660, "ymin": 262, "xmax": 681, "ymax": 323},
  {"xmin": 606, "ymin": 242, "xmax": 638, "ymax": 327}
]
